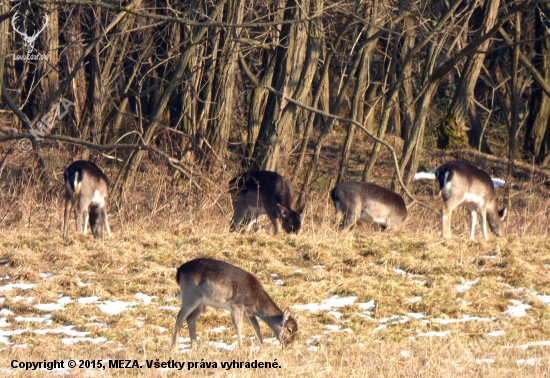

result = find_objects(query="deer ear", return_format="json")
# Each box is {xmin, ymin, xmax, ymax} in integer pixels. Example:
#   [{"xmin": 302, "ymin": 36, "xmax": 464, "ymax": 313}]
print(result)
[
  {"xmin": 499, "ymin": 207, "xmax": 507, "ymax": 220},
  {"xmin": 283, "ymin": 307, "xmax": 292, "ymax": 322},
  {"xmin": 277, "ymin": 204, "xmax": 291, "ymax": 215}
]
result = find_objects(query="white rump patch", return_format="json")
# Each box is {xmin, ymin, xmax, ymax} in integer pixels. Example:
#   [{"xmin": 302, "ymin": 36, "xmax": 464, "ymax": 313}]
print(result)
[
  {"xmin": 91, "ymin": 190, "xmax": 105, "ymax": 206},
  {"xmin": 463, "ymin": 193, "xmax": 484, "ymax": 206}
]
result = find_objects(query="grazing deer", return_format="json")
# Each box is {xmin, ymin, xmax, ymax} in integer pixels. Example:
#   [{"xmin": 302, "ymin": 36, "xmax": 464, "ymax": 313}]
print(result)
[
  {"xmin": 171, "ymin": 258, "xmax": 298, "ymax": 350},
  {"xmin": 331, "ymin": 181, "xmax": 408, "ymax": 231},
  {"xmin": 229, "ymin": 171, "xmax": 304, "ymax": 234},
  {"xmin": 435, "ymin": 160, "xmax": 507, "ymax": 240},
  {"xmin": 62, "ymin": 161, "xmax": 111, "ymax": 239}
]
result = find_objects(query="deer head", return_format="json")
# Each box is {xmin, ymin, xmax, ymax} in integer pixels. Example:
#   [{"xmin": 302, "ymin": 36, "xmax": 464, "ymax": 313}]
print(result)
[{"xmin": 12, "ymin": 11, "xmax": 49, "ymax": 54}]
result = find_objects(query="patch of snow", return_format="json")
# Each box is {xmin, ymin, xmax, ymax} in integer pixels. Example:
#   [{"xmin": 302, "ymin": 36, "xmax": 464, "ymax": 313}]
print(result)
[
  {"xmin": 134, "ymin": 293, "xmax": 156, "ymax": 304},
  {"xmin": 158, "ymin": 326, "xmax": 167, "ymax": 333},
  {"xmin": 517, "ymin": 341, "xmax": 550, "ymax": 350},
  {"xmin": 536, "ymin": 294, "xmax": 550, "ymax": 307},
  {"xmin": 432, "ymin": 314, "xmax": 494, "ymax": 325},
  {"xmin": 84, "ymin": 322, "xmax": 108, "ymax": 328},
  {"xmin": 358, "ymin": 300, "xmax": 375, "ymax": 310},
  {"xmin": 33, "ymin": 303, "xmax": 65, "ymax": 312},
  {"xmin": 325, "ymin": 325, "xmax": 341, "ymax": 332},
  {"xmin": 413, "ymin": 171, "xmax": 436, "ymax": 180},
  {"xmin": 407, "ymin": 312, "xmax": 425, "ymax": 320},
  {"xmin": 33, "ymin": 326, "xmax": 89, "ymax": 337},
  {"xmin": 475, "ymin": 359, "xmax": 494, "ymax": 365},
  {"xmin": 58, "ymin": 296, "xmax": 73, "ymax": 305},
  {"xmin": 270, "ymin": 274, "xmax": 278, "ymax": 277},
  {"xmin": 210, "ymin": 325, "xmax": 227, "ymax": 333},
  {"xmin": 393, "ymin": 268, "xmax": 424, "ymax": 278},
  {"xmin": 15, "ymin": 315, "xmax": 52, "ymax": 324},
  {"xmin": 0, "ymin": 318, "xmax": 9, "ymax": 328},
  {"xmin": 77, "ymin": 282, "xmax": 90, "ymax": 287},
  {"xmin": 324, "ymin": 296, "xmax": 356, "ymax": 308},
  {"xmin": 12, "ymin": 296, "xmax": 33, "ymax": 304},
  {"xmin": 417, "ymin": 330, "xmax": 451, "ymax": 338},
  {"xmin": 0, "ymin": 336, "xmax": 12, "ymax": 345},
  {"xmin": 293, "ymin": 269, "xmax": 303, "ymax": 274},
  {"xmin": 481, "ymin": 255, "xmax": 497, "ymax": 259},
  {"xmin": 312, "ymin": 265, "xmax": 325, "ymax": 269},
  {"xmin": 61, "ymin": 337, "xmax": 108, "ymax": 345},
  {"xmin": 406, "ymin": 296, "xmax": 422, "ymax": 303},
  {"xmin": 487, "ymin": 331, "xmax": 506, "ymax": 338},
  {"xmin": 0, "ymin": 283, "xmax": 36, "ymax": 292},
  {"xmin": 0, "ymin": 297, "xmax": 4, "ymax": 304},
  {"xmin": 77, "ymin": 296, "xmax": 99, "ymax": 305},
  {"xmin": 293, "ymin": 296, "xmax": 356, "ymax": 313},
  {"xmin": 456, "ymin": 278, "xmax": 479, "ymax": 293},
  {"xmin": 516, "ymin": 358, "xmax": 537, "ymax": 365},
  {"xmin": 327, "ymin": 311, "xmax": 342, "ymax": 319},
  {"xmin": 400, "ymin": 350, "xmax": 411, "ymax": 357},
  {"xmin": 274, "ymin": 279, "xmax": 284, "ymax": 286},
  {"xmin": 97, "ymin": 301, "xmax": 137, "ymax": 315},
  {"xmin": 502, "ymin": 300, "xmax": 531, "ymax": 317},
  {"xmin": 492, "ymin": 178, "xmax": 505, "ymax": 188},
  {"xmin": 0, "ymin": 309, "xmax": 13, "ymax": 316},
  {"xmin": 159, "ymin": 306, "xmax": 180, "ymax": 311},
  {"xmin": 39, "ymin": 273, "xmax": 53, "ymax": 278},
  {"xmin": 374, "ymin": 324, "xmax": 387, "ymax": 332},
  {"xmin": 207, "ymin": 341, "xmax": 236, "ymax": 351}
]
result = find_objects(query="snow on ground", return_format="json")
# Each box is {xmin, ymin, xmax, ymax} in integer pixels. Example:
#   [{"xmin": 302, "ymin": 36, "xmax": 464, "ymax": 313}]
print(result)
[
  {"xmin": 0, "ymin": 283, "xmax": 36, "ymax": 292},
  {"xmin": 502, "ymin": 300, "xmax": 531, "ymax": 317},
  {"xmin": 456, "ymin": 278, "xmax": 479, "ymax": 293},
  {"xmin": 96, "ymin": 300, "xmax": 138, "ymax": 315}
]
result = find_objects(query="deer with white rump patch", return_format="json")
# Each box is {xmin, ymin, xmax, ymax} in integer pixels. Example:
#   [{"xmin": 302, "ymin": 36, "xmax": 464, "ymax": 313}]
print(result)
[
  {"xmin": 62, "ymin": 161, "xmax": 111, "ymax": 239},
  {"xmin": 331, "ymin": 181, "xmax": 408, "ymax": 231},
  {"xmin": 229, "ymin": 171, "xmax": 304, "ymax": 234},
  {"xmin": 435, "ymin": 160, "xmax": 507, "ymax": 240},
  {"xmin": 171, "ymin": 258, "xmax": 298, "ymax": 350}
]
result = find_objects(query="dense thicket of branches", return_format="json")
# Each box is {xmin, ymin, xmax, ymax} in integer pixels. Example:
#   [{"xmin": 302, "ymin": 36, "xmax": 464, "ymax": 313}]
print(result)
[{"xmin": 0, "ymin": 0, "xmax": 548, "ymax": 197}]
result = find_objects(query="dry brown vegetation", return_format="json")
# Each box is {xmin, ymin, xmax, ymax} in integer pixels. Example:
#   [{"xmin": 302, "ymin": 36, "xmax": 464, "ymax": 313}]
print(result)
[{"xmin": 1, "ymin": 144, "xmax": 550, "ymax": 377}]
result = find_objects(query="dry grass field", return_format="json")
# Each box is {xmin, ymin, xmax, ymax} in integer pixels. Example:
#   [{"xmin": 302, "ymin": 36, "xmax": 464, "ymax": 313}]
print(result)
[{"xmin": 1, "ymin": 145, "xmax": 550, "ymax": 377}]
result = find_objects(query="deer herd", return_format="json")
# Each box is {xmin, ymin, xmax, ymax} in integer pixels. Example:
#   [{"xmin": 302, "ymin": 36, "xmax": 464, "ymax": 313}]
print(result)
[{"xmin": 61, "ymin": 159, "xmax": 508, "ymax": 350}]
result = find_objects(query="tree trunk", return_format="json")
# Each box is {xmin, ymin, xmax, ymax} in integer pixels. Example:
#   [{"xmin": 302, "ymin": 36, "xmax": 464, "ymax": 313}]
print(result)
[
  {"xmin": 438, "ymin": 0, "xmax": 500, "ymax": 152},
  {"xmin": 523, "ymin": 2, "xmax": 550, "ymax": 164}
]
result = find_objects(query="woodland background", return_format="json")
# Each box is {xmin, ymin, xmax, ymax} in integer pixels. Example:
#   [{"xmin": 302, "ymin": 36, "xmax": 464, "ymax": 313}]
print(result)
[{"xmin": 0, "ymin": 0, "xmax": 549, "ymax": 204}]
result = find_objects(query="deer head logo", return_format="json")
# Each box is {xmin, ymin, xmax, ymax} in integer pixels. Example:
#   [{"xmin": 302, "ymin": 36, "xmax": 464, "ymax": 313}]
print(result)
[{"xmin": 11, "ymin": 11, "xmax": 49, "ymax": 54}]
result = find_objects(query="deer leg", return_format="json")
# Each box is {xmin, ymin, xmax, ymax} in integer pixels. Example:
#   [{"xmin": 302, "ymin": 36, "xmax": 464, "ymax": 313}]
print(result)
[
  {"xmin": 83, "ymin": 208, "xmax": 89, "ymax": 235},
  {"xmin": 245, "ymin": 213, "xmax": 259, "ymax": 232},
  {"xmin": 172, "ymin": 299, "xmax": 201, "ymax": 349},
  {"xmin": 480, "ymin": 208, "xmax": 488, "ymax": 240},
  {"xmin": 186, "ymin": 305, "xmax": 203, "ymax": 349},
  {"xmin": 244, "ymin": 314, "xmax": 263, "ymax": 344},
  {"xmin": 466, "ymin": 203, "xmax": 477, "ymax": 239},
  {"xmin": 101, "ymin": 206, "xmax": 111, "ymax": 237},
  {"xmin": 230, "ymin": 202, "xmax": 248, "ymax": 232},
  {"xmin": 229, "ymin": 306, "xmax": 244, "ymax": 348},
  {"xmin": 340, "ymin": 210, "xmax": 357, "ymax": 232},
  {"xmin": 265, "ymin": 208, "xmax": 281, "ymax": 235},
  {"xmin": 63, "ymin": 198, "xmax": 73, "ymax": 239},
  {"xmin": 441, "ymin": 203, "xmax": 453, "ymax": 238}
]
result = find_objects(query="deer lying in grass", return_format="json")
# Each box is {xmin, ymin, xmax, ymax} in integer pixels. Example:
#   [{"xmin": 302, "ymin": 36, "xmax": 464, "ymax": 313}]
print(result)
[
  {"xmin": 62, "ymin": 161, "xmax": 111, "ymax": 239},
  {"xmin": 330, "ymin": 181, "xmax": 408, "ymax": 232},
  {"xmin": 171, "ymin": 258, "xmax": 298, "ymax": 350},
  {"xmin": 229, "ymin": 171, "xmax": 304, "ymax": 234},
  {"xmin": 435, "ymin": 160, "xmax": 507, "ymax": 240}
]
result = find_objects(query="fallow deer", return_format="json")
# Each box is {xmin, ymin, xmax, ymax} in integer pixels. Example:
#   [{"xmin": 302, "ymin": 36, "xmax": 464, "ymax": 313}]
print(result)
[
  {"xmin": 331, "ymin": 181, "xmax": 408, "ymax": 231},
  {"xmin": 62, "ymin": 161, "xmax": 111, "ymax": 239},
  {"xmin": 171, "ymin": 258, "xmax": 298, "ymax": 349},
  {"xmin": 229, "ymin": 171, "xmax": 304, "ymax": 234},
  {"xmin": 435, "ymin": 160, "xmax": 507, "ymax": 240}
]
